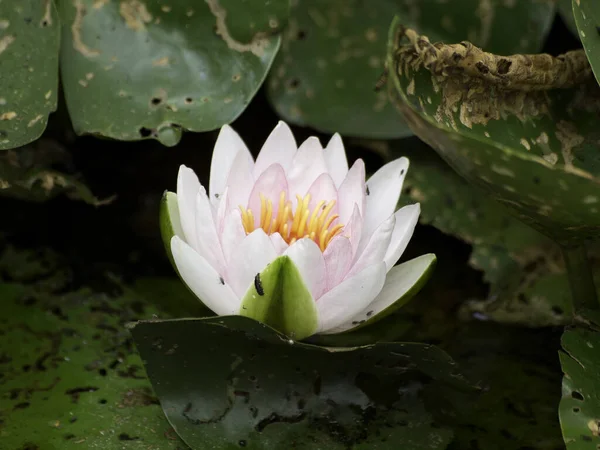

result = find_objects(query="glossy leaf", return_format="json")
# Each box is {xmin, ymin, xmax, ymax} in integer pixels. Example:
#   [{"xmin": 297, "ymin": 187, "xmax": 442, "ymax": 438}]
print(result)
[
  {"xmin": 240, "ymin": 255, "xmax": 318, "ymax": 340},
  {"xmin": 58, "ymin": 0, "xmax": 288, "ymax": 146},
  {"xmin": 0, "ymin": 0, "xmax": 60, "ymax": 149},
  {"xmin": 559, "ymin": 321, "xmax": 600, "ymax": 448},
  {"xmin": 267, "ymin": 0, "xmax": 554, "ymax": 139},
  {"xmin": 573, "ymin": 0, "xmax": 600, "ymax": 86},
  {"xmin": 130, "ymin": 315, "xmax": 472, "ymax": 449},
  {"xmin": 387, "ymin": 20, "xmax": 600, "ymax": 243}
]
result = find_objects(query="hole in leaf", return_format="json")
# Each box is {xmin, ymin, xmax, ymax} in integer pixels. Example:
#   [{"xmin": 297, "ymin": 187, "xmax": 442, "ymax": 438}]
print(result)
[
  {"xmin": 297, "ymin": 30, "xmax": 307, "ymax": 40},
  {"xmin": 185, "ymin": 97, "xmax": 193, "ymax": 104},
  {"xmin": 573, "ymin": 407, "xmax": 580, "ymax": 413},
  {"xmin": 551, "ymin": 306, "xmax": 563, "ymax": 315},
  {"xmin": 151, "ymin": 97, "xmax": 162, "ymax": 105},
  {"xmin": 571, "ymin": 391, "xmax": 584, "ymax": 401},
  {"xmin": 139, "ymin": 128, "xmax": 153, "ymax": 138},
  {"xmin": 288, "ymin": 78, "xmax": 300, "ymax": 89}
]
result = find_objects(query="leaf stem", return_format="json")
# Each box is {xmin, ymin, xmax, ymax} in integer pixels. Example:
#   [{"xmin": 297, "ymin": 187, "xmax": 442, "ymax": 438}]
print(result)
[{"xmin": 561, "ymin": 242, "xmax": 599, "ymax": 313}]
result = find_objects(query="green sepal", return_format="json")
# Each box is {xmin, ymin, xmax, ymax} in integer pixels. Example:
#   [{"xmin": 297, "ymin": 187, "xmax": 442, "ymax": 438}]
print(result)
[
  {"xmin": 240, "ymin": 255, "xmax": 318, "ymax": 340},
  {"xmin": 159, "ymin": 191, "xmax": 184, "ymax": 269}
]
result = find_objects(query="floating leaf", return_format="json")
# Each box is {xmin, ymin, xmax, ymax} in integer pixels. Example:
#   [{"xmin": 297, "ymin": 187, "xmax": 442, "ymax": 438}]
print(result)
[
  {"xmin": 387, "ymin": 20, "xmax": 600, "ymax": 243},
  {"xmin": 573, "ymin": 0, "xmax": 600, "ymax": 85},
  {"xmin": 0, "ymin": 0, "xmax": 60, "ymax": 150},
  {"xmin": 58, "ymin": 0, "xmax": 289, "ymax": 146},
  {"xmin": 559, "ymin": 320, "xmax": 600, "ymax": 448},
  {"xmin": 130, "ymin": 315, "xmax": 471, "ymax": 449},
  {"xmin": 0, "ymin": 139, "xmax": 105, "ymax": 204},
  {"xmin": 267, "ymin": 0, "xmax": 554, "ymax": 139}
]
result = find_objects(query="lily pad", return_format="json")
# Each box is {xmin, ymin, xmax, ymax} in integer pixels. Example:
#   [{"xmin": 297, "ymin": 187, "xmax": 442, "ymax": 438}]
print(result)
[
  {"xmin": 130, "ymin": 315, "xmax": 472, "ymax": 449},
  {"xmin": 58, "ymin": 0, "xmax": 289, "ymax": 146},
  {"xmin": 386, "ymin": 19, "xmax": 600, "ymax": 243},
  {"xmin": 559, "ymin": 321, "xmax": 600, "ymax": 448},
  {"xmin": 0, "ymin": 138, "xmax": 105, "ymax": 204},
  {"xmin": 267, "ymin": 0, "xmax": 554, "ymax": 139},
  {"xmin": 573, "ymin": 0, "xmax": 600, "ymax": 86},
  {"xmin": 395, "ymin": 139, "xmax": 577, "ymax": 326},
  {"xmin": 0, "ymin": 280, "xmax": 186, "ymax": 449},
  {"xmin": 0, "ymin": 0, "xmax": 60, "ymax": 150}
]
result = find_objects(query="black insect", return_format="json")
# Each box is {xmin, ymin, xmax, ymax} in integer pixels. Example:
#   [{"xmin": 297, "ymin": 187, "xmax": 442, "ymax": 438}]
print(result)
[{"xmin": 254, "ymin": 273, "xmax": 264, "ymax": 296}]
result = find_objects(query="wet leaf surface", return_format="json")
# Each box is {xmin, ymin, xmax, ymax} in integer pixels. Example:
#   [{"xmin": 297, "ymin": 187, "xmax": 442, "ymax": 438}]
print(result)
[{"xmin": 130, "ymin": 315, "xmax": 469, "ymax": 449}]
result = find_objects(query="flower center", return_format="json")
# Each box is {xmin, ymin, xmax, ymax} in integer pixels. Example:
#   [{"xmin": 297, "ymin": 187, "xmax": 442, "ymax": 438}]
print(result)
[{"xmin": 239, "ymin": 192, "xmax": 344, "ymax": 251}]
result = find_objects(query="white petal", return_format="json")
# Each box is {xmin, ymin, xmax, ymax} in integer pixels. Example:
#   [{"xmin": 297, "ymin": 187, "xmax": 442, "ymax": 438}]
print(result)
[
  {"xmin": 247, "ymin": 164, "xmax": 289, "ymax": 227},
  {"xmin": 346, "ymin": 213, "xmax": 395, "ymax": 279},
  {"xmin": 284, "ymin": 238, "xmax": 326, "ymax": 299},
  {"xmin": 209, "ymin": 125, "xmax": 253, "ymax": 205},
  {"xmin": 287, "ymin": 137, "xmax": 328, "ymax": 199},
  {"xmin": 221, "ymin": 209, "xmax": 246, "ymax": 265},
  {"xmin": 316, "ymin": 262, "xmax": 386, "ymax": 333},
  {"xmin": 331, "ymin": 254, "xmax": 435, "ymax": 333},
  {"xmin": 195, "ymin": 187, "xmax": 226, "ymax": 272},
  {"xmin": 270, "ymin": 232, "xmax": 289, "ymax": 254},
  {"xmin": 176, "ymin": 165, "xmax": 201, "ymax": 251},
  {"xmin": 323, "ymin": 236, "xmax": 353, "ymax": 291},
  {"xmin": 384, "ymin": 204, "xmax": 420, "ymax": 271},
  {"xmin": 253, "ymin": 121, "xmax": 297, "ymax": 177},
  {"xmin": 215, "ymin": 187, "xmax": 229, "ymax": 234},
  {"xmin": 363, "ymin": 157, "xmax": 409, "ymax": 239},
  {"xmin": 226, "ymin": 229, "xmax": 278, "ymax": 297},
  {"xmin": 305, "ymin": 173, "xmax": 338, "ymax": 212},
  {"xmin": 343, "ymin": 204, "xmax": 363, "ymax": 257},
  {"xmin": 337, "ymin": 159, "xmax": 366, "ymax": 225},
  {"xmin": 171, "ymin": 236, "xmax": 240, "ymax": 315},
  {"xmin": 225, "ymin": 149, "xmax": 255, "ymax": 212},
  {"xmin": 324, "ymin": 133, "xmax": 349, "ymax": 188}
]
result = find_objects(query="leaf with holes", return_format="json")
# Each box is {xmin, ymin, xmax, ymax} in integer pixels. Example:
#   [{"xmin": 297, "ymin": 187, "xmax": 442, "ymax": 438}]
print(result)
[
  {"xmin": 387, "ymin": 19, "xmax": 600, "ymax": 243},
  {"xmin": 129, "ymin": 315, "xmax": 474, "ymax": 449},
  {"xmin": 267, "ymin": 0, "xmax": 554, "ymax": 139},
  {"xmin": 573, "ymin": 0, "xmax": 600, "ymax": 86},
  {"xmin": 58, "ymin": 0, "xmax": 289, "ymax": 146},
  {"xmin": 0, "ymin": 0, "xmax": 60, "ymax": 150},
  {"xmin": 559, "ymin": 321, "xmax": 600, "ymax": 449}
]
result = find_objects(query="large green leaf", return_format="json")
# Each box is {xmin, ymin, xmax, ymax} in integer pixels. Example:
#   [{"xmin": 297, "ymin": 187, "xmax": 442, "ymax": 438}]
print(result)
[
  {"xmin": 267, "ymin": 0, "xmax": 554, "ymax": 139},
  {"xmin": 130, "ymin": 315, "xmax": 472, "ymax": 449},
  {"xmin": 396, "ymin": 140, "xmax": 578, "ymax": 326},
  {"xmin": 0, "ymin": 0, "xmax": 60, "ymax": 150},
  {"xmin": 0, "ymin": 268, "xmax": 186, "ymax": 448},
  {"xmin": 573, "ymin": 0, "xmax": 600, "ymax": 86},
  {"xmin": 58, "ymin": 0, "xmax": 289, "ymax": 146},
  {"xmin": 387, "ymin": 19, "xmax": 600, "ymax": 243},
  {"xmin": 559, "ymin": 318, "xmax": 600, "ymax": 449},
  {"xmin": 0, "ymin": 138, "xmax": 104, "ymax": 204}
]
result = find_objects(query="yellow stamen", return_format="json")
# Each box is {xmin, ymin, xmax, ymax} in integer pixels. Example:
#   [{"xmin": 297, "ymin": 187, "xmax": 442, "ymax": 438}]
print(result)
[{"xmin": 238, "ymin": 191, "xmax": 345, "ymax": 251}]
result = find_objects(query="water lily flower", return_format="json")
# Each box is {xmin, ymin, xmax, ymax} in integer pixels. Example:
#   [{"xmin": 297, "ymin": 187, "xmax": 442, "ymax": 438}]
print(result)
[{"xmin": 161, "ymin": 122, "xmax": 435, "ymax": 340}]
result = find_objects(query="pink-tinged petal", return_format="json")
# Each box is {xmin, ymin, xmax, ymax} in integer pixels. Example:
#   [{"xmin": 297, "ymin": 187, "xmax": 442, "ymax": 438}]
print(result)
[
  {"xmin": 209, "ymin": 124, "xmax": 253, "ymax": 206},
  {"xmin": 324, "ymin": 133, "xmax": 349, "ymax": 188},
  {"xmin": 287, "ymin": 137, "xmax": 328, "ymax": 199},
  {"xmin": 253, "ymin": 121, "xmax": 297, "ymax": 177},
  {"xmin": 284, "ymin": 238, "xmax": 327, "ymax": 299},
  {"xmin": 247, "ymin": 164, "xmax": 289, "ymax": 228},
  {"xmin": 225, "ymin": 149, "xmax": 255, "ymax": 212},
  {"xmin": 384, "ymin": 204, "xmax": 420, "ymax": 271},
  {"xmin": 343, "ymin": 204, "xmax": 363, "ymax": 257},
  {"xmin": 323, "ymin": 236, "xmax": 352, "ymax": 291},
  {"xmin": 226, "ymin": 229, "xmax": 278, "ymax": 297},
  {"xmin": 195, "ymin": 187, "xmax": 226, "ymax": 272},
  {"xmin": 316, "ymin": 262, "xmax": 386, "ymax": 333},
  {"xmin": 337, "ymin": 159, "xmax": 366, "ymax": 225},
  {"xmin": 346, "ymin": 214, "xmax": 395, "ymax": 279},
  {"xmin": 171, "ymin": 236, "xmax": 240, "ymax": 315},
  {"xmin": 270, "ymin": 232, "xmax": 289, "ymax": 254},
  {"xmin": 305, "ymin": 173, "xmax": 337, "ymax": 211},
  {"xmin": 176, "ymin": 165, "xmax": 201, "ymax": 250},
  {"xmin": 221, "ymin": 209, "xmax": 246, "ymax": 265},
  {"xmin": 363, "ymin": 157, "xmax": 409, "ymax": 239}
]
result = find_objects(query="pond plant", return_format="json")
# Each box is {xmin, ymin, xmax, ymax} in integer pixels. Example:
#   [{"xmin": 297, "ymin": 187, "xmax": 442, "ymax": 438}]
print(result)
[{"xmin": 1, "ymin": 1, "xmax": 599, "ymax": 449}]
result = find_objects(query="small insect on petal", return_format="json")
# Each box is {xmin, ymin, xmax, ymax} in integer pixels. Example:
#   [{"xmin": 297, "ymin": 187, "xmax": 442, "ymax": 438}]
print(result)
[{"xmin": 254, "ymin": 273, "xmax": 264, "ymax": 296}]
